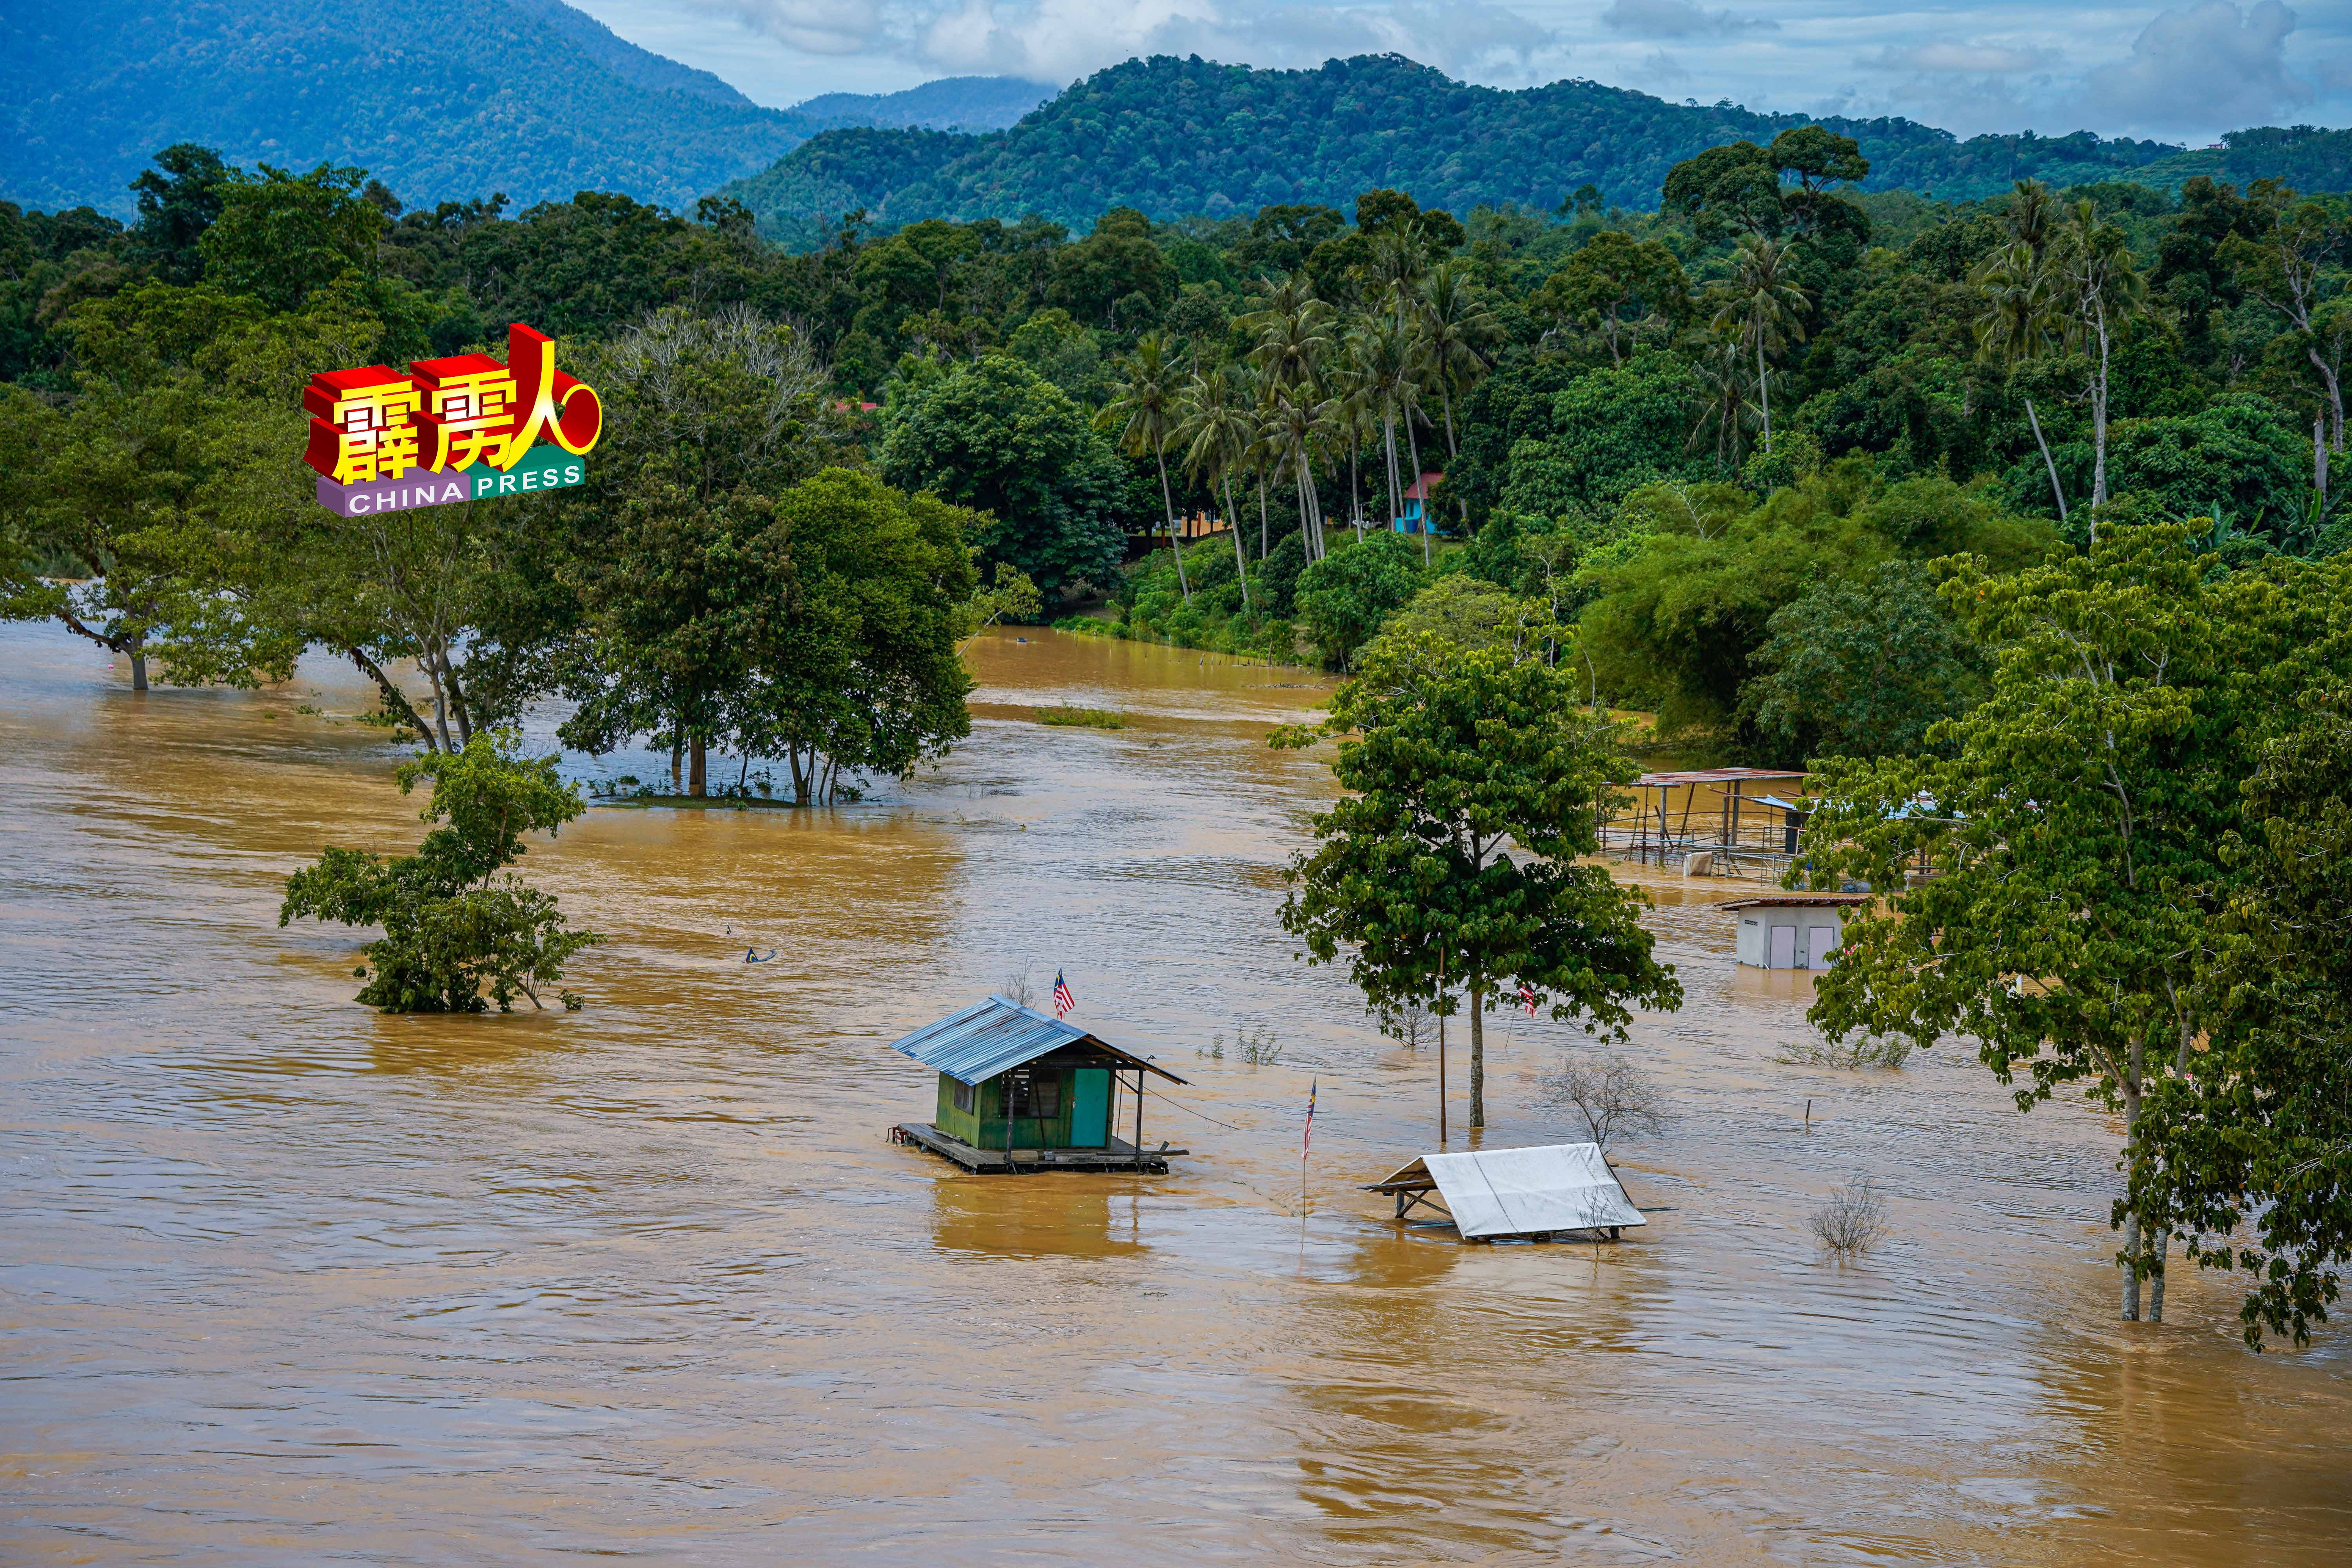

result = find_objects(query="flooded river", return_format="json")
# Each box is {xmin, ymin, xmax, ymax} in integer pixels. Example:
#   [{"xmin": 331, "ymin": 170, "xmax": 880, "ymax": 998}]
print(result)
[{"xmin": 4, "ymin": 621, "xmax": 2348, "ymax": 1563}]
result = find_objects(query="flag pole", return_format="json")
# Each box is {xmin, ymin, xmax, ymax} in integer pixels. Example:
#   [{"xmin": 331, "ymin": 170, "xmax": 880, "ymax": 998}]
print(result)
[{"xmin": 1437, "ymin": 949, "xmax": 1448, "ymax": 1149}]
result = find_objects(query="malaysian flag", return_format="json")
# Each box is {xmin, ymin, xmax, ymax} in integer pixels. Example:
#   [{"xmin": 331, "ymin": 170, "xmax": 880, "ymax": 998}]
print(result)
[
  {"xmin": 1519, "ymin": 982, "xmax": 1539, "ymax": 1017},
  {"xmin": 1052, "ymin": 970, "xmax": 1076, "ymax": 1017},
  {"xmin": 1302, "ymin": 1078, "xmax": 1317, "ymax": 1160}
]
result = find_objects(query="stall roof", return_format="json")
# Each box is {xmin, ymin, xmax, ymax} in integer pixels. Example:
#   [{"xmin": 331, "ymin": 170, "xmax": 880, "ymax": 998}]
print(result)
[
  {"xmin": 1633, "ymin": 768, "xmax": 1809, "ymax": 787},
  {"xmin": 1718, "ymin": 892, "xmax": 1869, "ymax": 911},
  {"xmin": 1365, "ymin": 1143, "xmax": 1645, "ymax": 1239},
  {"xmin": 887, "ymin": 995, "xmax": 1189, "ymax": 1087}
]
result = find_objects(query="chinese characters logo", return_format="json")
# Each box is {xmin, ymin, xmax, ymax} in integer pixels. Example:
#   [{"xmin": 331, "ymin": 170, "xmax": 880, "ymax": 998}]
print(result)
[{"xmin": 303, "ymin": 323, "xmax": 602, "ymax": 516}]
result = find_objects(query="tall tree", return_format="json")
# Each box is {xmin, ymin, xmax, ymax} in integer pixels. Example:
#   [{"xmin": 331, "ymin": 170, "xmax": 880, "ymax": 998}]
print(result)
[
  {"xmin": 1709, "ymin": 236, "xmax": 1808, "ymax": 454},
  {"xmin": 2048, "ymin": 199, "xmax": 2149, "ymax": 511},
  {"xmin": 1100, "ymin": 332, "xmax": 1189, "ymax": 600},
  {"xmin": 1972, "ymin": 240, "xmax": 2071, "ymax": 525},
  {"xmin": 1802, "ymin": 525, "xmax": 2347, "ymax": 1326},
  {"xmin": 2220, "ymin": 186, "xmax": 2348, "ymax": 453},
  {"xmin": 1177, "ymin": 365, "xmax": 1256, "ymax": 604},
  {"xmin": 1276, "ymin": 636, "xmax": 1680, "ymax": 1128}
]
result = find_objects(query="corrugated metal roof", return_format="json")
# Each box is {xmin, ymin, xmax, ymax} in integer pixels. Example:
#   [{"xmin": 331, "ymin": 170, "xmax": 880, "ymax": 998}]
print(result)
[
  {"xmin": 1367, "ymin": 1143, "xmax": 1646, "ymax": 1238},
  {"xmin": 886, "ymin": 996, "xmax": 1188, "ymax": 1086},
  {"xmin": 1717, "ymin": 892, "xmax": 1867, "ymax": 911},
  {"xmin": 1635, "ymin": 768, "xmax": 1809, "ymax": 786}
]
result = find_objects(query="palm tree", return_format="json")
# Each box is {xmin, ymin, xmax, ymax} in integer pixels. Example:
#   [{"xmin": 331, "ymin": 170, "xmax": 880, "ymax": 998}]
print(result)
[
  {"xmin": 1708, "ymin": 236, "xmax": 1809, "ymax": 453},
  {"xmin": 1363, "ymin": 229, "xmax": 1427, "ymax": 329},
  {"xmin": 1354, "ymin": 314, "xmax": 1418, "ymax": 547},
  {"xmin": 2048, "ymin": 200, "xmax": 2148, "ymax": 515},
  {"xmin": 1412, "ymin": 261, "xmax": 1500, "ymax": 466},
  {"xmin": 1176, "ymin": 366, "xmax": 1256, "ymax": 605},
  {"xmin": 2004, "ymin": 177, "xmax": 2056, "ymax": 257},
  {"xmin": 1689, "ymin": 332, "xmax": 1757, "ymax": 477},
  {"xmin": 1100, "ymin": 332, "xmax": 1188, "ymax": 600},
  {"xmin": 1971, "ymin": 240, "xmax": 2069, "ymax": 524},
  {"xmin": 1246, "ymin": 287, "xmax": 1338, "ymax": 561}
]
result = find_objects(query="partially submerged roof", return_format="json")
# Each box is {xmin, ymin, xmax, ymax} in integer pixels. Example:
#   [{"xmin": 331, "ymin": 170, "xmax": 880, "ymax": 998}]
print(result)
[
  {"xmin": 1366, "ymin": 1142, "xmax": 1645, "ymax": 1239},
  {"xmin": 887, "ymin": 995, "xmax": 1189, "ymax": 1087},
  {"xmin": 1718, "ymin": 892, "xmax": 1869, "ymax": 911},
  {"xmin": 1634, "ymin": 767, "xmax": 1809, "ymax": 787}
]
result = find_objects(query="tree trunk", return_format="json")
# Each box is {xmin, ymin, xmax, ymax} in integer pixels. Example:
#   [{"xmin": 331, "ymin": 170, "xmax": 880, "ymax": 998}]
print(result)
[
  {"xmin": 2120, "ymin": 1033, "xmax": 2143, "ymax": 1320},
  {"xmin": 689, "ymin": 734, "xmax": 707, "ymax": 797},
  {"xmin": 2148, "ymin": 1230, "xmax": 2169, "ymax": 1323},
  {"xmin": 2091, "ymin": 311, "xmax": 2112, "ymax": 510},
  {"xmin": 1468, "ymin": 981, "xmax": 1486, "ymax": 1130},
  {"xmin": 1256, "ymin": 472, "xmax": 1269, "ymax": 561},
  {"xmin": 1756, "ymin": 332, "xmax": 1771, "ymax": 453},
  {"xmin": 2025, "ymin": 397, "xmax": 2069, "ymax": 525},
  {"xmin": 1222, "ymin": 473, "xmax": 1250, "ymax": 607},
  {"xmin": 128, "ymin": 641, "xmax": 148, "ymax": 693},
  {"xmin": 670, "ymin": 722, "xmax": 684, "ymax": 795},
  {"xmin": 1349, "ymin": 440, "xmax": 1363, "ymax": 540},
  {"xmin": 1158, "ymin": 447, "xmax": 1189, "ymax": 601},
  {"xmin": 2306, "ymin": 344, "xmax": 2343, "ymax": 455},
  {"xmin": 1404, "ymin": 410, "xmax": 1430, "ymax": 567},
  {"xmin": 441, "ymin": 652, "xmax": 474, "ymax": 746},
  {"xmin": 1383, "ymin": 416, "xmax": 1401, "ymax": 533},
  {"xmin": 346, "ymin": 647, "xmax": 435, "ymax": 749},
  {"xmin": 2318, "ymin": 418, "xmax": 2330, "ymax": 510}
]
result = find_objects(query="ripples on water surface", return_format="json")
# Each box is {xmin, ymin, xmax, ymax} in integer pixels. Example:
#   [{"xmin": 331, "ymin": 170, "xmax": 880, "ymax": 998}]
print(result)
[{"xmin": 2, "ymin": 621, "xmax": 2347, "ymax": 1563}]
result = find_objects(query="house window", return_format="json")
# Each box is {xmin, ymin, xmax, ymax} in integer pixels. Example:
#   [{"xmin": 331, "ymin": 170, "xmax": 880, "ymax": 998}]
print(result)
[
  {"xmin": 952, "ymin": 1080, "xmax": 975, "ymax": 1114},
  {"xmin": 1009, "ymin": 1073, "xmax": 1060, "ymax": 1119}
]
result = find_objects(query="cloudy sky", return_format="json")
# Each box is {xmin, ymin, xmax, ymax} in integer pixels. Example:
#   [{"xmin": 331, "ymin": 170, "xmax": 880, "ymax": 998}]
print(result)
[{"xmin": 565, "ymin": 1, "xmax": 2350, "ymax": 143}]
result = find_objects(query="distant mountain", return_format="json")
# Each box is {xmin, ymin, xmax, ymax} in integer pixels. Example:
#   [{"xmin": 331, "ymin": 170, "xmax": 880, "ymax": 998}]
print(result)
[
  {"xmin": 722, "ymin": 54, "xmax": 2350, "ymax": 247},
  {"xmin": 793, "ymin": 77, "xmax": 1057, "ymax": 133},
  {"xmin": 0, "ymin": 0, "xmax": 820, "ymax": 216}
]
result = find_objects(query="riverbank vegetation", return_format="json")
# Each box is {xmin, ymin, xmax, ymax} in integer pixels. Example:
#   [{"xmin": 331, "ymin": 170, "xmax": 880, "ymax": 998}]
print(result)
[{"xmin": 3, "ymin": 136, "xmax": 2349, "ymax": 1323}]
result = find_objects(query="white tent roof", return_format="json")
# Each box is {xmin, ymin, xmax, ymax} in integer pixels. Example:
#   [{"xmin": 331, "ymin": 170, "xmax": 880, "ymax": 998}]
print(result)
[{"xmin": 1377, "ymin": 1142, "xmax": 1646, "ymax": 1239}]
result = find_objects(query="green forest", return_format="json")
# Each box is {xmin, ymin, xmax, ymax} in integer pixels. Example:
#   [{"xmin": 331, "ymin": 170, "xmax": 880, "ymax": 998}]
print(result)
[
  {"xmin": 722, "ymin": 54, "xmax": 2352, "ymax": 246},
  {"xmin": 6, "ymin": 126, "xmax": 2350, "ymax": 769},
  {"xmin": 4, "ymin": 112, "xmax": 2351, "ymax": 1340}
]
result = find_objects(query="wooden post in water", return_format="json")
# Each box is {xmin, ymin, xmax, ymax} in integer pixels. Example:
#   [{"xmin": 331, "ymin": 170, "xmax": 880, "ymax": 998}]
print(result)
[
  {"xmin": 1437, "ymin": 950, "xmax": 1448, "ymax": 1148},
  {"xmin": 1134, "ymin": 1066, "xmax": 1144, "ymax": 1168}
]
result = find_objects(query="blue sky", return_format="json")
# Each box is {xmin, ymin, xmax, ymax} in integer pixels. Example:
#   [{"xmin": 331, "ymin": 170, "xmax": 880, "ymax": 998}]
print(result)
[{"xmin": 564, "ymin": 0, "xmax": 2351, "ymax": 143}]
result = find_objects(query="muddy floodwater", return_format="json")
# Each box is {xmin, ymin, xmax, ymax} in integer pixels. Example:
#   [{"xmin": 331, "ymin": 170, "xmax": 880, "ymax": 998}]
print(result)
[{"xmin": 4, "ymin": 620, "xmax": 2348, "ymax": 1564}]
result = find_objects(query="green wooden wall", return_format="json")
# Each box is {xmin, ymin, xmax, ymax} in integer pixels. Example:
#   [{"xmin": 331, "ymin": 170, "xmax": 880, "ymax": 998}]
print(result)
[{"xmin": 933, "ymin": 1067, "xmax": 1111, "ymax": 1149}]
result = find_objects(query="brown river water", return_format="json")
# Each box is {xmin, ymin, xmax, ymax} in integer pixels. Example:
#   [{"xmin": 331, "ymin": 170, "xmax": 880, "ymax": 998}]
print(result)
[{"xmin": 4, "ymin": 621, "xmax": 2348, "ymax": 1563}]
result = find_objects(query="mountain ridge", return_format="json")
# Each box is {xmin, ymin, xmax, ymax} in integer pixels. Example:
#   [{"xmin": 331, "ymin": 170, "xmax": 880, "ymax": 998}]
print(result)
[{"xmin": 721, "ymin": 53, "xmax": 2240, "ymax": 246}]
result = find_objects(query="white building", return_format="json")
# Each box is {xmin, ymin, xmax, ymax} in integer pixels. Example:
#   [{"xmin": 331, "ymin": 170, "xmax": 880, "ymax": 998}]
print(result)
[{"xmin": 1722, "ymin": 892, "xmax": 1867, "ymax": 970}]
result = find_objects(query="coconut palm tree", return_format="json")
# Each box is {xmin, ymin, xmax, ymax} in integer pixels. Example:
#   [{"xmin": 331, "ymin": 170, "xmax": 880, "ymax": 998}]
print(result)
[
  {"xmin": 1100, "ymin": 332, "xmax": 1187, "ymax": 600},
  {"xmin": 1708, "ymin": 236, "xmax": 1809, "ymax": 453},
  {"xmin": 1176, "ymin": 365, "xmax": 1256, "ymax": 605},
  {"xmin": 1353, "ymin": 314, "xmax": 1417, "ymax": 542},
  {"xmin": 1689, "ymin": 332, "xmax": 1758, "ymax": 477},
  {"xmin": 1411, "ymin": 260, "xmax": 1500, "ymax": 466},
  {"xmin": 1972, "ymin": 239, "xmax": 2070, "ymax": 524}
]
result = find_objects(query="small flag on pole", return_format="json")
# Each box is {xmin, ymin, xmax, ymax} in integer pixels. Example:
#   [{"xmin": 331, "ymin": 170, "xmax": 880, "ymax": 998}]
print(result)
[
  {"xmin": 1519, "ymin": 982, "xmax": 1539, "ymax": 1017},
  {"xmin": 1052, "ymin": 969, "xmax": 1076, "ymax": 1017},
  {"xmin": 1302, "ymin": 1077, "xmax": 1317, "ymax": 1160}
]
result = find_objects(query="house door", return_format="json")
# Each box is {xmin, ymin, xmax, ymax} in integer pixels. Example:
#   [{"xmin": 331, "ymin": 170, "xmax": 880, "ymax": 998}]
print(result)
[
  {"xmin": 1070, "ymin": 1069, "xmax": 1111, "ymax": 1148},
  {"xmin": 1805, "ymin": 924, "xmax": 1840, "ymax": 969},
  {"xmin": 1769, "ymin": 925, "xmax": 1797, "ymax": 969}
]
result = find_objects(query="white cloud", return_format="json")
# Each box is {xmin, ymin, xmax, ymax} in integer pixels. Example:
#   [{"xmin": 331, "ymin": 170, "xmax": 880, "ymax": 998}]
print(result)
[
  {"xmin": 1599, "ymin": 0, "xmax": 1775, "ymax": 39},
  {"xmin": 698, "ymin": 0, "xmax": 1566, "ymax": 86},
  {"xmin": 2082, "ymin": 1, "xmax": 2313, "ymax": 134},
  {"xmin": 1868, "ymin": 42, "xmax": 2059, "ymax": 74}
]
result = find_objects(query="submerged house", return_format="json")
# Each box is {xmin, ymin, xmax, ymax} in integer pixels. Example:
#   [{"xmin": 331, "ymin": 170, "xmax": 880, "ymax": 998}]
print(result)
[
  {"xmin": 886, "ymin": 996, "xmax": 1191, "ymax": 1173},
  {"xmin": 1721, "ymin": 892, "xmax": 1867, "ymax": 969}
]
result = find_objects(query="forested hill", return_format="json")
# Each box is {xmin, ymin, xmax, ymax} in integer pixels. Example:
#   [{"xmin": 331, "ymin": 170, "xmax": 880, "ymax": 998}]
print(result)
[
  {"xmin": 0, "ymin": 0, "xmax": 820, "ymax": 216},
  {"xmin": 722, "ymin": 54, "xmax": 2350, "ymax": 246}
]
